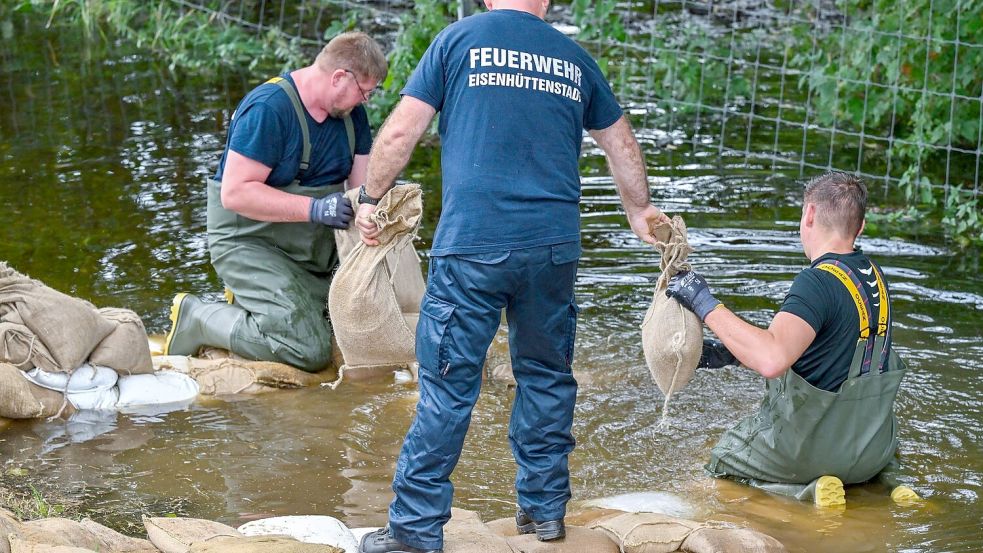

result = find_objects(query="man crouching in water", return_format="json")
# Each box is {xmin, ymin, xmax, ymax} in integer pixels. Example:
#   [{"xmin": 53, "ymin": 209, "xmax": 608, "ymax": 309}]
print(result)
[{"xmin": 668, "ymin": 171, "xmax": 918, "ymax": 507}]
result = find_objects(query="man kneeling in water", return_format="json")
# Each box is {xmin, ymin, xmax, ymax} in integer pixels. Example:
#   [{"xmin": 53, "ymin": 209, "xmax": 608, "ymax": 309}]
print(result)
[{"xmin": 668, "ymin": 171, "xmax": 918, "ymax": 507}]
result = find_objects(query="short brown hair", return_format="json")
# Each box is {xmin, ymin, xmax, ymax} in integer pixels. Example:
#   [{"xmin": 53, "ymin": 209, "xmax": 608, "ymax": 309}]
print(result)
[
  {"xmin": 316, "ymin": 31, "xmax": 388, "ymax": 83},
  {"xmin": 804, "ymin": 171, "xmax": 867, "ymax": 238}
]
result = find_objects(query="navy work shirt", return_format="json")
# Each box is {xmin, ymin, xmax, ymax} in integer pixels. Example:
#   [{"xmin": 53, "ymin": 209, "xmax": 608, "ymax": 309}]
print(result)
[
  {"xmin": 214, "ymin": 74, "xmax": 372, "ymax": 187},
  {"xmin": 402, "ymin": 9, "xmax": 624, "ymax": 255}
]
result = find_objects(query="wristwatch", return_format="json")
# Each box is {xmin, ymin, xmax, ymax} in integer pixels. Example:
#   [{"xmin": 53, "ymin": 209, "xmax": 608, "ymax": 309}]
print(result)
[{"xmin": 358, "ymin": 184, "xmax": 381, "ymax": 206}]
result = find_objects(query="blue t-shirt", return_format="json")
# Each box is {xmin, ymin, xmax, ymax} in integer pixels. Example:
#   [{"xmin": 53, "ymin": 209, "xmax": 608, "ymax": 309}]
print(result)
[
  {"xmin": 402, "ymin": 9, "xmax": 624, "ymax": 255},
  {"xmin": 214, "ymin": 74, "xmax": 372, "ymax": 187}
]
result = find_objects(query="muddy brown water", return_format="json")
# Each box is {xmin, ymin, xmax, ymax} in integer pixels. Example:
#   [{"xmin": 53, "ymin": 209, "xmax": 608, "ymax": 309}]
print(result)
[{"xmin": 0, "ymin": 10, "xmax": 981, "ymax": 553}]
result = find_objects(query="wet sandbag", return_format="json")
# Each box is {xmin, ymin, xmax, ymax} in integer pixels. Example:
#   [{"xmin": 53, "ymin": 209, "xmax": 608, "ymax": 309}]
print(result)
[
  {"xmin": 22, "ymin": 364, "xmax": 119, "ymax": 410},
  {"xmin": 587, "ymin": 512, "xmax": 702, "ymax": 553},
  {"xmin": 328, "ymin": 185, "xmax": 423, "ymax": 374},
  {"xmin": 0, "ymin": 262, "xmax": 115, "ymax": 373},
  {"xmin": 8, "ymin": 536, "xmax": 97, "ymax": 553},
  {"xmin": 20, "ymin": 518, "xmax": 157, "ymax": 553},
  {"xmin": 152, "ymin": 355, "xmax": 334, "ymax": 395},
  {"xmin": 1, "ymin": 508, "xmax": 24, "ymax": 553},
  {"xmin": 90, "ymin": 308, "xmax": 154, "ymax": 375},
  {"xmin": 143, "ymin": 517, "xmax": 241, "ymax": 553},
  {"xmin": 237, "ymin": 515, "xmax": 356, "ymax": 553},
  {"xmin": 116, "ymin": 372, "xmax": 198, "ymax": 413},
  {"xmin": 640, "ymin": 217, "xmax": 703, "ymax": 422},
  {"xmin": 0, "ymin": 363, "xmax": 74, "ymax": 419},
  {"xmin": 681, "ymin": 526, "xmax": 787, "ymax": 553},
  {"xmin": 443, "ymin": 509, "xmax": 513, "ymax": 553},
  {"xmin": 189, "ymin": 536, "xmax": 343, "ymax": 553},
  {"xmin": 506, "ymin": 526, "xmax": 620, "ymax": 553}
]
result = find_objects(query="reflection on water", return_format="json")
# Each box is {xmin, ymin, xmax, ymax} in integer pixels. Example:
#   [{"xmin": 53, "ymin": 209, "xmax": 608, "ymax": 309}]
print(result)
[{"xmin": 0, "ymin": 13, "xmax": 981, "ymax": 553}]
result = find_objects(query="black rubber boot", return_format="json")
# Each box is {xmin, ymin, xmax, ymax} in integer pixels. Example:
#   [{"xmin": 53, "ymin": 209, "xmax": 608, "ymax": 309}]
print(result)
[
  {"xmin": 515, "ymin": 508, "xmax": 566, "ymax": 541},
  {"xmin": 359, "ymin": 525, "xmax": 442, "ymax": 553}
]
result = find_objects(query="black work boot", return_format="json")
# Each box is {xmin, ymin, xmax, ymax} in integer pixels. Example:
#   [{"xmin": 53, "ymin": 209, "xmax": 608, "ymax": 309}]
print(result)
[
  {"xmin": 359, "ymin": 525, "xmax": 442, "ymax": 553},
  {"xmin": 515, "ymin": 508, "xmax": 566, "ymax": 541}
]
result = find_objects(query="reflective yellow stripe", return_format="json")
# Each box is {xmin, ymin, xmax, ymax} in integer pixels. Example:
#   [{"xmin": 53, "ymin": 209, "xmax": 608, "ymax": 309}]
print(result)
[
  {"xmin": 816, "ymin": 263, "xmax": 870, "ymax": 339},
  {"xmin": 870, "ymin": 263, "xmax": 889, "ymax": 336}
]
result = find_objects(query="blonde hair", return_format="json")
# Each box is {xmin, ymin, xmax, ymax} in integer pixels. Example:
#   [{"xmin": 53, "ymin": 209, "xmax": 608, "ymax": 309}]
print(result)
[{"xmin": 316, "ymin": 31, "xmax": 387, "ymax": 83}]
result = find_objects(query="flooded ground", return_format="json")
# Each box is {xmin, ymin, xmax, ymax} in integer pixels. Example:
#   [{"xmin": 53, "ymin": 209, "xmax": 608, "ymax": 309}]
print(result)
[{"xmin": 0, "ymin": 9, "xmax": 981, "ymax": 553}]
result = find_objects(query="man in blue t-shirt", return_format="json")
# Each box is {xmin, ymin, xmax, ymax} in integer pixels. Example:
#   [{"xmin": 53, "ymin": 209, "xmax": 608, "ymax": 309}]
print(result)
[
  {"xmin": 668, "ymin": 172, "xmax": 914, "ymax": 508},
  {"xmin": 163, "ymin": 32, "xmax": 387, "ymax": 372},
  {"xmin": 356, "ymin": 2, "xmax": 668, "ymax": 552}
]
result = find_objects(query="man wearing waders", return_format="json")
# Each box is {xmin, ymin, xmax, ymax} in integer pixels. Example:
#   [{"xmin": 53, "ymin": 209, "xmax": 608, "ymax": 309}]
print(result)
[
  {"xmin": 668, "ymin": 172, "xmax": 918, "ymax": 507},
  {"xmin": 354, "ymin": 0, "xmax": 669, "ymax": 551},
  {"xmin": 163, "ymin": 32, "xmax": 387, "ymax": 372}
]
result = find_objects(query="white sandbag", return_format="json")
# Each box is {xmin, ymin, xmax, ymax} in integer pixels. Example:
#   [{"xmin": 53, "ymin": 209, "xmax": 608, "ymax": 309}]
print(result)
[
  {"xmin": 117, "ymin": 372, "xmax": 198, "ymax": 410},
  {"xmin": 67, "ymin": 388, "xmax": 119, "ymax": 411},
  {"xmin": 581, "ymin": 491, "xmax": 699, "ymax": 519},
  {"xmin": 22, "ymin": 364, "xmax": 118, "ymax": 394},
  {"xmin": 237, "ymin": 516, "xmax": 356, "ymax": 553}
]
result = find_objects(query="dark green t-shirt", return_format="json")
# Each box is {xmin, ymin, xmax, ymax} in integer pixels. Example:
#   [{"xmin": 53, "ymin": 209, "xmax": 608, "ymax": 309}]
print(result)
[{"xmin": 779, "ymin": 249, "xmax": 888, "ymax": 392}]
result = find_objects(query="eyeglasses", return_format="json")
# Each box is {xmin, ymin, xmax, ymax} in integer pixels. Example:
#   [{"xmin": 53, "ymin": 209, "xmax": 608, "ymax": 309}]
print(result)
[{"xmin": 344, "ymin": 69, "xmax": 376, "ymax": 102}]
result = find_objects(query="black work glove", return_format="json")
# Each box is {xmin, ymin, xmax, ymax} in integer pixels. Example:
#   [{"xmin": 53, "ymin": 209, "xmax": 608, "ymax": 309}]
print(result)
[
  {"xmin": 666, "ymin": 270, "xmax": 722, "ymax": 321},
  {"xmin": 699, "ymin": 338, "xmax": 737, "ymax": 369},
  {"xmin": 309, "ymin": 192, "xmax": 354, "ymax": 229}
]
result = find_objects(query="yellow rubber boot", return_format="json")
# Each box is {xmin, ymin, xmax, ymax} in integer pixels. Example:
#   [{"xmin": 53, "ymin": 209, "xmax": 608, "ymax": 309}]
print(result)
[
  {"xmin": 891, "ymin": 485, "xmax": 921, "ymax": 505},
  {"xmin": 814, "ymin": 475, "xmax": 846, "ymax": 508}
]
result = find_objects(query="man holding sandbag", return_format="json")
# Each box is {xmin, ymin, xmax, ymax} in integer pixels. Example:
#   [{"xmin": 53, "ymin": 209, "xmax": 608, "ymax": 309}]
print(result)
[
  {"xmin": 354, "ymin": 1, "xmax": 668, "ymax": 551},
  {"xmin": 668, "ymin": 171, "xmax": 916, "ymax": 507},
  {"xmin": 163, "ymin": 32, "xmax": 387, "ymax": 372}
]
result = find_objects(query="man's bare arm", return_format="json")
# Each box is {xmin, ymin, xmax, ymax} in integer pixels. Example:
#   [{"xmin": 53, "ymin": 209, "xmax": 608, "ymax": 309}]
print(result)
[
  {"xmin": 363, "ymin": 96, "xmax": 437, "ymax": 197},
  {"xmin": 221, "ymin": 150, "xmax": 311, "ymax": 222},
  {"xmin": 347, "ymin": 154, "xmax": 370, "ymax": 191},
  {"xmin": 589, "ymin": 116, "xmax": 668, "ymax": 243},
  {"xmin": 704, "ymin": 309, "xmax": 817, "ymax": 378}
]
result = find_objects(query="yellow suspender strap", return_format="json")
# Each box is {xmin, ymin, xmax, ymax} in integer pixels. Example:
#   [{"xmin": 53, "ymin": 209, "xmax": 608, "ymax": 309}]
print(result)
[
  {"xmin": 816, "ymin": 263, "xmax": 871, "ymax": 339},
  {"xmin": 869, "ymin": 263, "xmax": 889, "ymax": 336}
]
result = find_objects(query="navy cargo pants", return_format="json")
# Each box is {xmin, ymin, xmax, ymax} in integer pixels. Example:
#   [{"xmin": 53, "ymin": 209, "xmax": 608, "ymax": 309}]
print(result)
[{"xmin": 389, "ymin": 242, "xmax": 581, "ymax": 551}]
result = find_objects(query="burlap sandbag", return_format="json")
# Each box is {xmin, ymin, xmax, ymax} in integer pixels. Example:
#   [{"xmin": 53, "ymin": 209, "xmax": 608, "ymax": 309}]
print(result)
[
  {"xmin": 640, "ymin": 217, "xmax": 703, "ymax": 422},
  {"xmin": 587, "ymin": 512, "xmax": 702, "ymax": 553},
  {"xmin": 152, "ymin": 355, "xmax": 334, "ymax": 395},
  {"xmin": 89, "ymin": 308, "xmax": 154, "ymax": 375},
  {"xmin": 18, "ymin": 519, "xmax": 157, "ymax": 553},
  {"xmin": 443, "ymin": 508, "xmax": 513, "ymax": 553},
  {"xmin": 8, "ymin": 536, "xmax": 96, "ymax": 553},
  {"xmin": 0, "ymin": 263, "xmax": 115, "ymax": 373},
  {"xmin": 681, "ymin": 526, "xmax": 787, "ymax": 553},
  {"xmin": 506, "ymin": 526, "xmax": 620, "ymax": 553},
  {"xmin": 188, "ymin": 536, "xmax": 343, "ymax": 553},
  {"xmin": 1, "ymin": 508, "xmax": 24, "ymax": 553},
  {"xmin": 143, "ymin": 517, "xmax": 241, "ymax": 553},
  {"xmin": 0, "ymin": 363, "xmax": 74, "ymax": 419},
  {"xmin": 328, "ymin": 185, "xmax": 423, "ymax": 373}
]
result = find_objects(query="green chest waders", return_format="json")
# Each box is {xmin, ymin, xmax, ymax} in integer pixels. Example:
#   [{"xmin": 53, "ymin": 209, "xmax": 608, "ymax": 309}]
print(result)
[
  {"xmin": 707, "ymin": 259, "xmax": 907, "ymax": 494},
  {"xmin": 205, "ymin": 77, "xmax": 356, "ymax": 371}
]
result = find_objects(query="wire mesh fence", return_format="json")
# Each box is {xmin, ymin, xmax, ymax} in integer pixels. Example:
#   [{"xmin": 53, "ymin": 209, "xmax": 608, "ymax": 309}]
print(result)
[{"xmin": 162, "ymin": 0, "xmax": 981, "ymax": 205}]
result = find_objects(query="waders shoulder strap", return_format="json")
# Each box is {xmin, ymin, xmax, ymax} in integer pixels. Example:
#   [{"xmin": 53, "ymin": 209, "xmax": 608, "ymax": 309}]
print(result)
[
  {"xmin": 816, "ymin": 260, "xmax": 891, "ymax": 376},
  {"xmin": 868, "ymin": 259, "xmax": 893, "ymax": 372},
  {"xmin": 266, "ymin": 76, "xmax": 311, "ymax": 186},
  {"xmin": 344, "ymin": 115, "xmax": 355, "ymax": 159}
]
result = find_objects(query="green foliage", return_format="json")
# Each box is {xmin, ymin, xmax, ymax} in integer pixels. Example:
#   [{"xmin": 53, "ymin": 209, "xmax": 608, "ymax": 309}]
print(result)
[
  {"xmin": 22, "ymin": 0, "xmax": 306, "ymax": 74},
  {"xmin": 943, "ymin": 186, "xmax": 983, "ymax": 247},
  {"xmin": 368, "ymin": 0, "xmax": 456, "ymax": 128}
]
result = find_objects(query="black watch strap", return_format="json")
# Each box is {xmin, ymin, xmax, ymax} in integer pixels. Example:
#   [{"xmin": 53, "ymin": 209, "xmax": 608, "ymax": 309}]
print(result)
[{"xmin": 358, "ymin": 184, "xmax": 382, "ymax": 205}]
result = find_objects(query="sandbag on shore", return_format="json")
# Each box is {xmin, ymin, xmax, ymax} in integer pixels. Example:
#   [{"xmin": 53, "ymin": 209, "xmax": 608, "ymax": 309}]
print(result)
[
  {"xmin": 189, "ymin": 536, "xmax": 343, "ymax": 553},
  {"xmin": 90, "ymin": 308, "xmax": 154, "ymax": 375},
  {"xmin": 0, "ymin": 363, "xmax": 74, "ymax": 419},
  {"xmin": 152, "ymin": 355, "xmax": 334, "ymax": 395},
  {"xmin": 0, "ymin": 262, "xmax": 115, "ymax": 373}
]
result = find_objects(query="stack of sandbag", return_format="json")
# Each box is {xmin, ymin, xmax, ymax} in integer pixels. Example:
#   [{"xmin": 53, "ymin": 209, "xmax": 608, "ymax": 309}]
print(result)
[
  {"xmin": 328, "ymin": 185, "xmax": 425, "ymax": 383},
  {"xmin": 582, "ymin": 511, "xmax": 787, "ymax": 553},
  {"xmin": 0, "ymin": 508, "xmax": 160, "ymax": 552},
  {"xmin": 152, "ymin": 354, "xmax": 334, "ymax": 396},
  {"xmin": 640, "ymin": 217, "xmax": 703, "ymax": 422},
  {"xmin": 0, "ymin": 362, "xmax": 74, "ymax": 419},
  {"xmin": 143, "ymin": 517, "xmax": 344, "ymax": 553}
]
